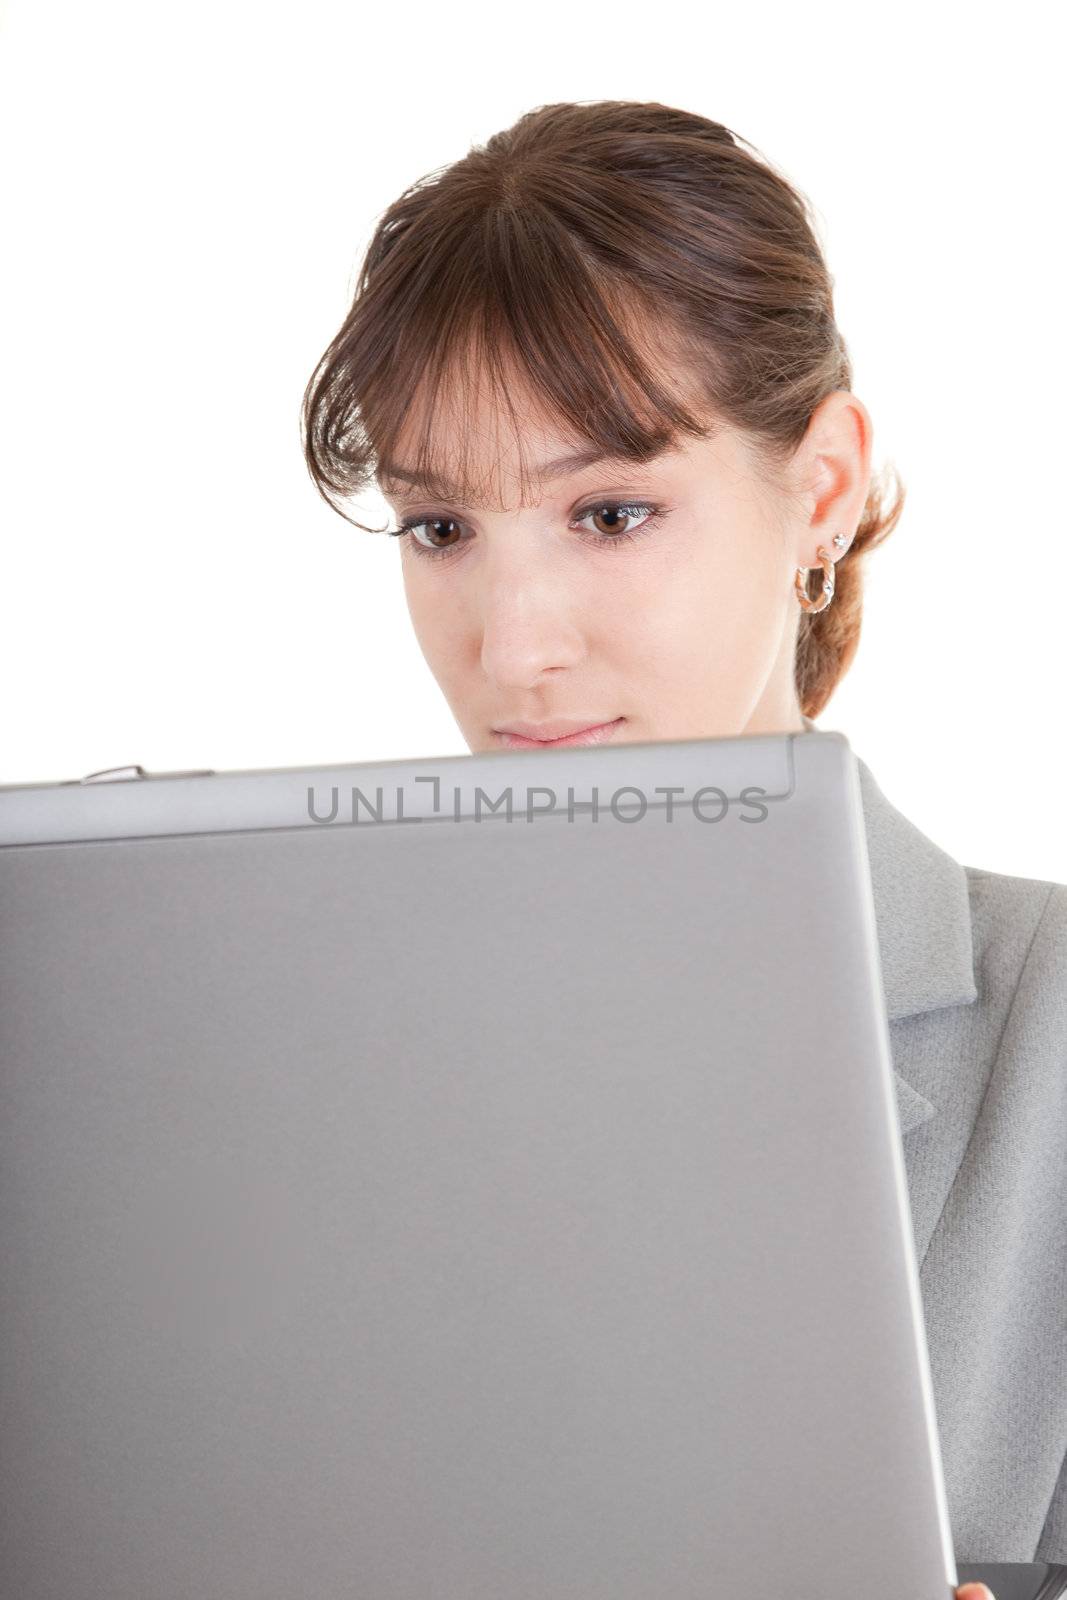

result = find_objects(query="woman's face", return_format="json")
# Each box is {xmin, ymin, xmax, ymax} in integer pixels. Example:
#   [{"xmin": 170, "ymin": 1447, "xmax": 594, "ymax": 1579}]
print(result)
[{"xmin": 380, "ymin": 384, "xmax": 870, "ymax": 753}]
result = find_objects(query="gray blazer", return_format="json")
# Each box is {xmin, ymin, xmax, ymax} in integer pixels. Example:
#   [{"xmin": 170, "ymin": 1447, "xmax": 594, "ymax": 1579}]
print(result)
[{"xmin": 830, "ymin": 726, "xmax": 1067, "ymax": 1562}]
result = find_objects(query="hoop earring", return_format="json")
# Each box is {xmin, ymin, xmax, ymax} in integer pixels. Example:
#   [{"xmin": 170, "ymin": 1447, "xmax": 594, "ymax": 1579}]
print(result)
[{"xmin": 795, "ymin": 534, "xmax": 846, "ymax": 614}]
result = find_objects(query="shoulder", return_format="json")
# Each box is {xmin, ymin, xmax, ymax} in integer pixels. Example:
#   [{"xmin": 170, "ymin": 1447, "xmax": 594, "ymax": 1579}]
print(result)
[
  {"xmin": 963, "ymin": 862, "xmax": 1067, "ymax": 948},
  {"xmin": 963, "ymin": 865, "xmax": 1067, "ymax": 1035}
]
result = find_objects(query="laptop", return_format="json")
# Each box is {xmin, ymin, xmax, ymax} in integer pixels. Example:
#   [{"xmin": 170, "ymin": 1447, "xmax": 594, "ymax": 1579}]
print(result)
[{"xmin": 0, "ymin": 727, "xmax": 960, "ymax": 1599}]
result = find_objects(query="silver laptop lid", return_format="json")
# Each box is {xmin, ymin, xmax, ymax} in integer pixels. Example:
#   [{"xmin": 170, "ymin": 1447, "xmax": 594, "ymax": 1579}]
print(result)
[{"xmin": 0, "ymin": 729, "xmax": 958, "ymax": 1599}]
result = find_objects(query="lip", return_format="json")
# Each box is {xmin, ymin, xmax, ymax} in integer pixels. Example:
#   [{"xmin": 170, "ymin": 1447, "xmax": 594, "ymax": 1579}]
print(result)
[{"xmin": 492, "ymin": 717, "xmax": 626, "ymax": 749}]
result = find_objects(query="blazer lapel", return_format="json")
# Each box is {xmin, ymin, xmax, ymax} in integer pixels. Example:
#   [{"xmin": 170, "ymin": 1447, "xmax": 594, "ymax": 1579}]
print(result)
[
  {"xmin": 852, "ymin": 752, "xmax": 978, "ymax": 1130},
  {"xmin": 800, "ymin": 720, "xmax": 979, "ymax": 1137}
]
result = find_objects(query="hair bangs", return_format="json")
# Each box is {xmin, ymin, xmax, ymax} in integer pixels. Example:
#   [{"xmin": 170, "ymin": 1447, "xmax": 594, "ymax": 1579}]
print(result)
[{"xmin": 306, "ymin": 201, "xmax": 716, "ymax": 527}]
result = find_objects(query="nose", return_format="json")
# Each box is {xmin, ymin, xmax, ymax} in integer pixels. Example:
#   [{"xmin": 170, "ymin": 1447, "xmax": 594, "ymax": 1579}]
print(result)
[{"xmin": 477, "ymin": 541, "xmax": 586, "ymax": 691}]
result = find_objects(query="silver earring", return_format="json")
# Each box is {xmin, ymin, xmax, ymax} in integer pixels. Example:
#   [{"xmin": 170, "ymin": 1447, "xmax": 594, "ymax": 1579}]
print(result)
[{"xmin": 795, "ymin": 533, "xmax": 848, "ymax": 614}]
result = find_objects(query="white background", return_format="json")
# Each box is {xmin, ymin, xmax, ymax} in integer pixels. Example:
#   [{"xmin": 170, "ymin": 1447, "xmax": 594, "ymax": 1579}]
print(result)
[{"xmin": 1, "ymin": 0, "xmax": 1063, "ymax": 880}]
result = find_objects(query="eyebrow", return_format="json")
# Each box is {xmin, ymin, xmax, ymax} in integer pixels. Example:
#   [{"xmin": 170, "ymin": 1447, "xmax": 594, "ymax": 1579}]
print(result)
[{"xmin": 377, "ymin": 447, "xmax": 653, "ymax": 499}]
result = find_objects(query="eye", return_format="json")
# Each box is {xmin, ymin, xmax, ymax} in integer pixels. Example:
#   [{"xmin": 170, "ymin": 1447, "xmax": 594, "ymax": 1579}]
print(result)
[
  {"xmin": 391, "ymin": 514, "xmax": 465, "ymax": 558},
  {"xmin": 387, "ymin": 499, "xmax": 670, "ymax": 561},
  {"xmin": 571, "ymin": 500, "xmax": 666, "ymax": 548}
]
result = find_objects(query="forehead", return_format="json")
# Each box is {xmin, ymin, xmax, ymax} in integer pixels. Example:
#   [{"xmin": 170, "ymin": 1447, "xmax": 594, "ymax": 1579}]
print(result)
[
  {"xmin": 378, "ymin": 444, "xmax": 689, "ymax": 507},
  {"xmin": 376, "ymin": 373, "xmax": 720, "ymax": 511}
]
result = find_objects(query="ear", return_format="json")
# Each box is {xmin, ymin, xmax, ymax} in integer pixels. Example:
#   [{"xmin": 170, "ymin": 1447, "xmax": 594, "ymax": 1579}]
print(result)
[{"xmin": 786, "ymin": 390, "xmax": 873, "ymax": 571}]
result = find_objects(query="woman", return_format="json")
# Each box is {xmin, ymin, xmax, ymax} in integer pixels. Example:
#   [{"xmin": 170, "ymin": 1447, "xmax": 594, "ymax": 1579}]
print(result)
[{"xmin": 301, "ymin": 100, "xmax": 1066, "ymax": 1585}]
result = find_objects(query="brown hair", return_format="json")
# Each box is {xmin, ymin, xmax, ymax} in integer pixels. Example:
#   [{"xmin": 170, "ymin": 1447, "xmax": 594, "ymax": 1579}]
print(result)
[{"xmin": 301, "ymin": 99, "xmax": 904, "ymax": 719}]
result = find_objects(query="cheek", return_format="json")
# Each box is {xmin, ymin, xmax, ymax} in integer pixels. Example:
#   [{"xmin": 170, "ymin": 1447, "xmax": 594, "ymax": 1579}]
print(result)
[
  {"xmin": 604, "ymin": 540, "xmax": 781, "ymax": 680},
  {"xmin": 402, "ymin": 564, "xmax": 472, "ymax": 677}
]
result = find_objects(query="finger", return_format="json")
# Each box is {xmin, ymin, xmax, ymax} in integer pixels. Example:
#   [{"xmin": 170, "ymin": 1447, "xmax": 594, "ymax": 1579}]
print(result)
[{"xmin": 956, "ymin": 1585, "xmax": 996, "ymax": 1599}]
